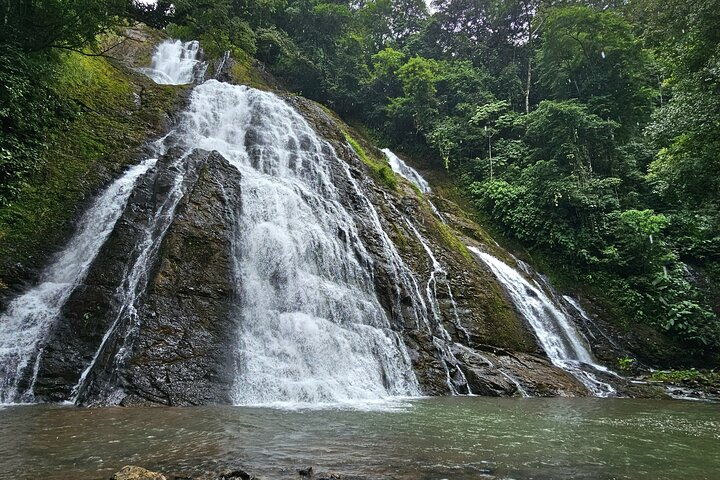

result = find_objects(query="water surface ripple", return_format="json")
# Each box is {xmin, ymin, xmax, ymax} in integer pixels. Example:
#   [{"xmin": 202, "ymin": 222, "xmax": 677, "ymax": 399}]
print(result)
[{"xmin": 1, "ymin": 397, "xmax": 718, "ymax": 479}]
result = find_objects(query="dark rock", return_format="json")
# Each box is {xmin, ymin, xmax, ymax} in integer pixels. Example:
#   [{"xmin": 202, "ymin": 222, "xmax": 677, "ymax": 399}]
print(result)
[
  {"xmin": 217, "ymin": 469, "xmax": 253, "ymax": 480},
  {"xmin": 298, "ymin": 466, "xmax": 314, "ymax": 477},
  {"xmin": 32, "ymin": 149, "xmax": 241, "ymax": 406},
  {"xmin": 454, "ymin": 344, "xmax": 589, "ymax": 397}
]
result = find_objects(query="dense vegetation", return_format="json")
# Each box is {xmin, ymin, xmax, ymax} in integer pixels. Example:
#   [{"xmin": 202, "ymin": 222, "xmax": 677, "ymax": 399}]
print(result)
[
  {"xmin": 1, "ymin": 0, "xmax": 718, "ymax": 361},
  {"xmin": 0, "ymin": 1, "xmax": 183, "ymax": 279}
]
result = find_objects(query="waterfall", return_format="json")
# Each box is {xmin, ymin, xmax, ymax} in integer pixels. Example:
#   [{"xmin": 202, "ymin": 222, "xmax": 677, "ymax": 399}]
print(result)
[
  {"xmin": 468, "ymin": 247, "xmax": 616, "ymax": 396},
  {"xmin": 3, "ymin": 38, "xmax": 623, "ymax": 406},
  {"xmin": 70, "ymin": 150, "xmax": 191, "ymax": 403},
  {"xmin": 382, "ymin": 149, "xmax": 430, "ymax": 193},
  {"xmin": 177, "ymin": 81, "xmax": 420, "ymax": 405},
  {"xmin": 138, "ymin": 39, "xmax": 206, "ymax": 85},
  {"xmin": 382, "ymin": 149, "xmax": 445, "ymax": 222},
  {"xmin": 0, "ymin": 159, "xmax": 156, "ymax": 404},
  {"xmin": 215, "ymin": 50, "xmax": 231, "ymax": 79},
  {"xmin": 63, "ymin": 77, "xmax": 421, "ymax": 406}
]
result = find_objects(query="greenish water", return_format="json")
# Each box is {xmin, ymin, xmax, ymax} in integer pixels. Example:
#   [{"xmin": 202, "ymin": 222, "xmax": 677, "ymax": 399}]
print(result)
[{"xmin": 0, "ymin": 397, "xmax": 718, "ymax": 479}]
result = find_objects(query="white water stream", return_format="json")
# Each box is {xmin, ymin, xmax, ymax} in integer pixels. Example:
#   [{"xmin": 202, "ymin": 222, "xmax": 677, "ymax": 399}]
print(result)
[
  {"xmin": 382, "ymin": 149, "xmax": 445, "ymax": 222},
  {"xmin": 71, "ymin": 43, "xmax": 423, "ymax": 407},
  {"xmin": 0, "ymin": 159, "xmax": 156, "ymax": 404},
  {"xmin": 382, "ymin": 149, "xmax": 430, "ymax": 193},
  {"xmin": 138, "ymin": 40, "xmax": 206, "ymax": 85},
  {"xmin": 468, "ymin": 247, "xmax": 616, "ymax": 396}
]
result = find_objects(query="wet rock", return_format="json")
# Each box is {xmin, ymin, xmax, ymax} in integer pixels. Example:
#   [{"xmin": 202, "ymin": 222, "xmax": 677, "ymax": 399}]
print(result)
[
  {"xmin": 32, "ymin": 149, "xmax": 241, "ymax": 406},
  {"xmin": 455, "ymin": 345, "xmax": 590, "ymax": 397},
  {"xmin": 112, "ymin": 465, "xmax": 167, "ymax": 480},
  {"xmin": 216, "ymin": 469, "xmax": 254, "ymax": 480},
  {"xmin": 298, "ymin": 466, "xmax": 314, "ymax": 477}
]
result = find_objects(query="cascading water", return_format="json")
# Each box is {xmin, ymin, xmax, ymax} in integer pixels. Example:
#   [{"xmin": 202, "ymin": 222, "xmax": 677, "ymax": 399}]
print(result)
[
  {"xmin": 176, "ymin": 81, "xmax": 420, "ymax": 406},
  {"xmin": 70, "ymin": 149, "xmax": 192, "ymax": 404},
  {"xmin": 468, "ymin": 247, "xmax": 616, "ymax": 396},
  {"xmin": 138, "ymin": 39, "xmax": 206, "ymax": 85},
  {"xmin": 67, "ymin": 70, "xmax": 422, "ymax": 406},
  {"xmin": 404, "ymin": 221, "xmax": 472, "ymax": 394},
  {"xmin": 0, "ymin": 159, "xmax": 156, "ymax": 404},
  {"xmin": 382, "ymin": 149, "xmax": 430, "ymax": 193},
  {"xmin": 68, "ymin": 42, "xmax": 211, "ymax": 404},
  {"xmin": 215, "ymin": 51, "xmax": 231, "ymax": 79},
  {"xmin": 376, "ymin": 153, "xmax": 471, "ymax": 394},
  {"xmin": 382, "ymin": 149, "xmax": 445, "ymax": 222}
]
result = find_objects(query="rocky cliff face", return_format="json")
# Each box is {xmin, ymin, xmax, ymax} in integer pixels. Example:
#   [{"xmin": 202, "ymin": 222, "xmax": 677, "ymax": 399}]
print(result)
[{"xmin": 31, "ymin": 149, "xmax": 242, "ymax": 406}]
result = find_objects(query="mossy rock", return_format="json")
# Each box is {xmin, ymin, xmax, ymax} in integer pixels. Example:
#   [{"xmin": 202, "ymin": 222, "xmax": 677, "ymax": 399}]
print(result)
[{"xmin": 0, "ymin": 37, "xmax": 189, "ymax": 295}]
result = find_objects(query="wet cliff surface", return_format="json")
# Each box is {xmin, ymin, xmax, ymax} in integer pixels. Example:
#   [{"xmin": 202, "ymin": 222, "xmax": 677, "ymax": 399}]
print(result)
[{"xmin": 32, "ymin": 149, "xmax": 242, "ymax": 406}]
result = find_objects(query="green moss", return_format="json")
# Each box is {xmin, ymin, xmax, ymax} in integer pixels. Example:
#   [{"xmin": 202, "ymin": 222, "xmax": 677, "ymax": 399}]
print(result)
[
  {"xmin": 343, "ymin": 131, "xmax": 397, "ymax": 190},
  {"xmin": 228, "ymin": 50, "xmax": 268, "ymax": 88},
  {"xmin": 649, "ymin": 369, "xmax": 718, "ymax": 383},
  {"xmin": 409, "ymin": 182, "xmax": 424, "ymax": 197},
  {"xmin": 390, "ymin": 223, "xmax": 408, "ymax": 249},
  {"xmin": 0, "ymin": 50, "xmax": 187, "ymax": 285},
  {"xmin": 435, "ymin": 221, "xmax": 472, "ymax": 262}
]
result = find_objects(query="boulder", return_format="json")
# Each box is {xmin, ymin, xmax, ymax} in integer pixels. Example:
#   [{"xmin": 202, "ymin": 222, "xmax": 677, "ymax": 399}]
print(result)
[{"xmin": 112, "ymin": 465, "xmax": 167, "ymax": 480}]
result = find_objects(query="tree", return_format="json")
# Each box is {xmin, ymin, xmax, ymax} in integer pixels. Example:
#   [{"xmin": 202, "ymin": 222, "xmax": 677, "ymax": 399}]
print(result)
[
  {"xmin": 536, "ymin": 5, "xmax": 653, "ymax": 135},
  {"xmin": 1, "ymin": 0, "xmax": 127, "ymax": 52}
]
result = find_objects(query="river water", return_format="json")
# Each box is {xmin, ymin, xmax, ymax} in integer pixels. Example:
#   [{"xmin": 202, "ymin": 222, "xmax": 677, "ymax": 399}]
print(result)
[{"xmin": 1, "ymin": 398, "xmax": 718, "ymax": 479}]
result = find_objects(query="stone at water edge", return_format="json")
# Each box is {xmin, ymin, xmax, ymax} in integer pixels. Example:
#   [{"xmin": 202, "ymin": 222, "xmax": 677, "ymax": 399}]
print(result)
[
  {"xmin": 110, "ymin": 466, "xmax": 259, "ymax": 480},
  {"xmin": 111, "ymin": 465, "xmax": 167, "ymax": 480},
  {"xmin": 217, "ymin": 469, "xmax": 256, "ymax": 480}
]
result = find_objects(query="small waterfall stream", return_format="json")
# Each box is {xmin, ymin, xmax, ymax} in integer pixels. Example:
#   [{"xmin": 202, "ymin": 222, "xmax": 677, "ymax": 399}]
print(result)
[
  {"xmin": 138, "ymin": 40, "xmax": 206, "ymax": 85},
  {"xmin": 382, "ymin": 149, "xmax": 445, "ymax": 222},
  {"xmin": 382, "ymin": 149, "xmax": 430, "ymax": 193},
  {"xmin": 468, "ymin": 247, "xmax": 616, "ymax": 396},
  {"xmin": 403, "ymin": 219, "xmax": 471, "ymax": 394},
  {"xmin": 0, "ymin": 159, "xmax": 156, "ymax": 404}
]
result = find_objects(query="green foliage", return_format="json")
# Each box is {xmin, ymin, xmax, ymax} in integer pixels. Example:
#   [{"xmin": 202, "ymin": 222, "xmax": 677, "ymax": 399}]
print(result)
[
  {"xmin": 0, "ymin": 50, "xmax": 186, "ymax": 282},
  {"xmin": 617, "ymin": 356, "xmax": 635, "ymax": 372},
  {"xmin": 1, "ymin": 0, "xmax": 127, "ymax": 52},
  {"xmin": 0, "ymin": 49, "xmax": 66, "ymax": 205},
  {"xmin": 536, "ymin": 6, "xmax": 653, "ymax": 133},
  {"xmin": 168, "ymin": 1, "xmax": 258, "ymax": 57},
  {"xmin": 649, "ymin": 369, "xmax": 719, "ymax": 384}
]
